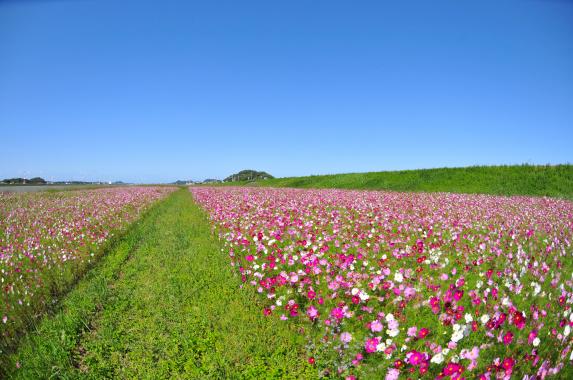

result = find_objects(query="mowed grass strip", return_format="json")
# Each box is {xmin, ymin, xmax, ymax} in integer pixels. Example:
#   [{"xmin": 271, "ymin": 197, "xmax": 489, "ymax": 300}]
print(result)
[
  {"xmin": 1, "ymin": 189, "xmax": 167, "ymax": 378},
  {"xmin": 6, "ymin": 189, "xmax": 315, "ymax": 379}
]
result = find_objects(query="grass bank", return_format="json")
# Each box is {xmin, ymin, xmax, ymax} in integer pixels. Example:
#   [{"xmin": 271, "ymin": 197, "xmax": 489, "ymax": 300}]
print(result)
[
  {"xmin": 218, "ymin": 164, "xmax": 573, "ymax": 199},
  {"xmin": 5, "ymin": 189, "xmax": 314, "ymax": 379}
]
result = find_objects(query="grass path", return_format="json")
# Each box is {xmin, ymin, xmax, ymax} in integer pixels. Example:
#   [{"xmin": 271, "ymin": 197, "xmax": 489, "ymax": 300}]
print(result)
[{"xmin": 5, "ymin": 189, "xmax": 315, "ymax": 379}]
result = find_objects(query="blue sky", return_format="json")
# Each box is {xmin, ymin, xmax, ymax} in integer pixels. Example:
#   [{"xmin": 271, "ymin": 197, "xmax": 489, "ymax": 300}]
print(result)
[{"xmin": 1, "ymin": 0, "xmax": 572, "ymax": 183}]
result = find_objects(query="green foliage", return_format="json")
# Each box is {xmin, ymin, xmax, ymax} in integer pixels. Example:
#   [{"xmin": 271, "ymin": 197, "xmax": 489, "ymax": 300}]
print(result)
[
  {"xmin": 221, "ymin": 164, "xmax": 573, "ymax": 199},
  {"xmin": 5, "ymin": 190, "xmax": 316, "ymax": 379}
]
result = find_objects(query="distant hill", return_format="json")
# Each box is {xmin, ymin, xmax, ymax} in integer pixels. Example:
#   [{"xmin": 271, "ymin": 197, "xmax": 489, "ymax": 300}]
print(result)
[
  {"xmin": 219, "ymin": 164, "xmax": 573, "ymax": 200},
  {"xmin": 1, "ymin": 177, "xmax": 46, "ymax": 185},
  {"xmin": 224, "ymin": 170, "xmax": 274, "ymax": 182}
]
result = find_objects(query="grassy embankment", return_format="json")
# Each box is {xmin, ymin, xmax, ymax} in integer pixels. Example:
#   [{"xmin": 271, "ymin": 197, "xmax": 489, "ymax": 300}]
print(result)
[
  {"xmin": 219, "ymin": 164, "xmax": 573, "ymax": 199},
  {"xmin": 4, "ymin": 189, "xmax": 314, "ymax": 379}
]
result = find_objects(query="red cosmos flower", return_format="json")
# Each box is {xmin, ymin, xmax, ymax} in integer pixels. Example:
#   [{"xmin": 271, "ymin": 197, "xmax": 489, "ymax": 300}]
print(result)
[
  {"xmin": 496, "ymin": 312, "xmax": 507, "ymax": 327},
  {"xmin": 513, "ymin": 311, "xmax": 526, "ymax": 330},
  {"xmin": 502, "ymin": 357, "xmax": 515, "ymax": 373},
  {"xmin": 430, "ymin": 297, "xmax": 440, "ymax": 314},
  {"xmin": 418, "ymin": 328, "xmax": 430, "ymax": 338},
  {"xmin": 503, "ymin": 331, "xmax": 513, "ymax": 345},
  {"xmin": 443, "ymin": 362, "xmax": 464, "ymax": 376},
  {"xmin": 308, "ymin": 357, "xmax": 315, "ymax": 365}
]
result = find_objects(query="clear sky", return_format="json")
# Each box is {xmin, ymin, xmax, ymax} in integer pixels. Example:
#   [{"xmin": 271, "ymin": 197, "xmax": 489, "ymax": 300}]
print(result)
[{"xmin": 1, "ymin": 0, "xmax": 572, "ymax": 183}]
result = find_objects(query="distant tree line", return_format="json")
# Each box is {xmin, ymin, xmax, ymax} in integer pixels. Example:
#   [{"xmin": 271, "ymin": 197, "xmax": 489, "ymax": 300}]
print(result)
[
  {"xmin": 175, "ymin": 170, "xmax": 274, "ymax": 185},
  {"xmin": 1, "ymin": 177, "xmax": 47, "ymax": 185}
]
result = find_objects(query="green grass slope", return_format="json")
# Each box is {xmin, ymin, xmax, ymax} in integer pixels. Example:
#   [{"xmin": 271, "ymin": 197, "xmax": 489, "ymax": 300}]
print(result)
[
  {"xmin": 5, "ymin": 189, "xmax": 315, "ymax": 379},
  {"xmin": 221, "ymin": 164, "xmax": 573, "ymax": 199}
]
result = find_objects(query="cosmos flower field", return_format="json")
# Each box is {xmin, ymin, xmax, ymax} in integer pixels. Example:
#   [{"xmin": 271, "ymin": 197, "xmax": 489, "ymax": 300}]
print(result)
[
  {"xmin": 0, "ymin": 187, "xmax": 175, "ymax": 346},
  {"xmin": 191, "ymin": 187, "xmax": 573, "ymax": 379}
]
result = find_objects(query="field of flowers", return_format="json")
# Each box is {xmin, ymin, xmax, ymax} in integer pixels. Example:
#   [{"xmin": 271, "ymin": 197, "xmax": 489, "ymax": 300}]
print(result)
[
  {"xmin": 0, "ymin": 187, "xmax": 175, "ymax": 348},
  {"xmin": 191, "ymin": 187, "xmax": 573, "ymax": 379}
]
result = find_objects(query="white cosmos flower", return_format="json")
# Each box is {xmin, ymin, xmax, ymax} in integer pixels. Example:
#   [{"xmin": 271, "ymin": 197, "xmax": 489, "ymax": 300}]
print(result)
[
  {"xmin": 385, "ymin": 313, "xmax": 395, "ymax": 322},
  {"xmin": 465, "ymin": 314, "xmax": 474, "ymax": 323},
  {"xmin": 359, "ymin": 292, "xmax": 369, "ymax": 301},
  {"xmin": 351, "ymin": 288, "xmax": 360, "ymax": 295},
  {"xmin": 394, "ymin": 272, "xmax": 404, "ymax": 283},
  {"xmin": 387, "ymin": 329, "xmax": 399, "ymax": 337},
  {"xmin": 564, "ymin": 325, "xmax": 571, "ymax": 337},
  {"xmin": 481, "ymin": 314, "xmax": 490, "ymax": 324},
  {"xmin": 533, "ymin": 337, "xmax": 540, "ymax": 347},
  {"xmin": 431, "ymin": 353, "xmax": 444, "ymax": 364},
  {"xmin": 451, "ymin": 330, "xmax": 464, "ymax": 343}
]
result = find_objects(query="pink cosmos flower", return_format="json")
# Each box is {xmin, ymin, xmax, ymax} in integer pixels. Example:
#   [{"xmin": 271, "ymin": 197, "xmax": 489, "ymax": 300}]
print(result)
[
  {"xmin": 370, "ymin": 319, "xmax": 383, "ymax": 332},
  {"xmin": 365, "ymin": 337, "xmax": 380, "ymax": 353},
  {"xmin": 385, "ymin": 368, "xmax": 400, "ymax": 380},
  {"xmin": 404, "ymin": 286, "xmax": 416, "ymax": 299},
  {"xmin": 467, "ymin": 346, "xmax": 479, "ymax": 361},
  {"xmin": 307, "ymin": 305, "xmax": 319, "ymax": 320},
  {"xmin": 407, "ymin": 326, "xmax": 418, "ymax": 337},
  {"xmin": 340, "ymin": 332, "xmax": 352, "ymax": 343},
  {"xmin": 331, "ymin": 307, "xmax": 344, "ymax": 320},
  {"xmin": 528, "ymin": 329, "xmax": 538, "ymax": 344},
  {"xmin": 407, "ymin": 350, "xmax": 425, "ymax": 366},
  {"xmin": 388, "ymin": 319, "xmax": 399, "ymax": 330}
]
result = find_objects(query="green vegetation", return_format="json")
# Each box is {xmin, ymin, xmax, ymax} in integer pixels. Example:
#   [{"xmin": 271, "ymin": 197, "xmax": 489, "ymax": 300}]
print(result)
[
  {"xmin": 218, "ymin": 164, "xmax": 573, "ymax": 199},
  {"xmin": 224, "ymin": 169, "xmax": 274, "ymax": 182},
  {"xmin": 4, "ymin": 189, "xmax": 314, "ymax": 379}
]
